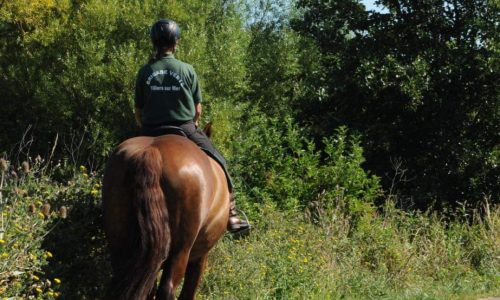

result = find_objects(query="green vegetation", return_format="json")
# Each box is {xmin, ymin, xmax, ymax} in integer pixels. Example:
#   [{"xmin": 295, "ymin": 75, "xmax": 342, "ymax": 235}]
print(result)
[
  {"xmin": 0, "ymin": 160, "xmax": 498, "ymax": 298},
  {"xmin": 292, "ymin": 0, "xmax": 499, "ymax": 208},
  {"xmin": 0, "ymin": 0, "xmax": 498, "ymax": 298},
  {"xmin": 205, "ymin": 203, "xmax": 499, "ymax": 299},
  {"xmin": 0, "ymin": 159, "xmax": 106, "ymax": 298}
]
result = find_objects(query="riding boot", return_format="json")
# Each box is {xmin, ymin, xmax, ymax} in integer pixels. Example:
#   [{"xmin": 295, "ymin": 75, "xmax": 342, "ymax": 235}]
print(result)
[{"xmin": 227, "ymin": 193, "xmax": 251, "ymax": 234}]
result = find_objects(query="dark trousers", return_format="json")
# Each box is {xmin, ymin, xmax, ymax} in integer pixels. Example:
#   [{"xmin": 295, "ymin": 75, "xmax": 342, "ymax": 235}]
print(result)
[{"xmin": 141, "ymin": 120, "xmax": 234, "ymax": 191}]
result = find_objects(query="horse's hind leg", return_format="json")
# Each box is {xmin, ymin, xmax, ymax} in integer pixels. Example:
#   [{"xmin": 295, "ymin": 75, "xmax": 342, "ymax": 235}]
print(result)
[
  {"xmin": 156, "ymin": 251, "xmax": 191, "ymax": 300},
  {"xmin": 178, "ymin": 254, "xmax": 209, "ymax": 300}
]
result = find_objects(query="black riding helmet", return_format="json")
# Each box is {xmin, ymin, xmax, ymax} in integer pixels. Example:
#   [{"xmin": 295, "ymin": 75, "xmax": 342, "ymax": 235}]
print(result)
[{"xmin": 150, "ymin": 19, "xmax": 180, "ymax": 49}]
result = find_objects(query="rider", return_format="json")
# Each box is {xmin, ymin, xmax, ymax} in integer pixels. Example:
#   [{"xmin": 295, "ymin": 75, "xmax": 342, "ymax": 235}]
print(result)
[{"xmin": 134, "ymin": 19, "xmax": 250, "ymax": 234}]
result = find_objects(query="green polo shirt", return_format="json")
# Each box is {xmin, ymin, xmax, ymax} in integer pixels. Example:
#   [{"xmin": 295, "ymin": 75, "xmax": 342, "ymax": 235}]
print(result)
[{"xmin": 135, "ymin": 54, "xmax": 202, "ymax": 125}]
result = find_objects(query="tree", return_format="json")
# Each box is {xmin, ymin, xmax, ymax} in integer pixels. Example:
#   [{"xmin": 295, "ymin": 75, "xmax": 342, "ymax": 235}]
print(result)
[
  {"xmin": 292, "ymin": 0, "xmax": 499, "ymax": 209},
  {"xmin": 0, "ymin": 0, "xmax": 249, "ymax": 162}
]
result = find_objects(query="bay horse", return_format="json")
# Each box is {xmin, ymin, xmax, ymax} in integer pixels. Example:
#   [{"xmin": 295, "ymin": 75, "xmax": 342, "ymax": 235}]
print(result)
[{"xmin": 102, "ymin": 127, "xmax": 229, "ymax": 299}]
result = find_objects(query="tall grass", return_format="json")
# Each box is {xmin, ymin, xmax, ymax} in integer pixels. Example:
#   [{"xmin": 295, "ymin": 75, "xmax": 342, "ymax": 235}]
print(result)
[{"xmin": 201, "ymin": 202, "xmax": 499, "ymax": 299}]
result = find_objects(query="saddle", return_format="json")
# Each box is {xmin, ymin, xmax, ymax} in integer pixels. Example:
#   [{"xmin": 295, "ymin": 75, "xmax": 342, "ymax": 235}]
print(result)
[{"xmin": 142, "ymin": 125, "xmax": 187, "ymax": 138}]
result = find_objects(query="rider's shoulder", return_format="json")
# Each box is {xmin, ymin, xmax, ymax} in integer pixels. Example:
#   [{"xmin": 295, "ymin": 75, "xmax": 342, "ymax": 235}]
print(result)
[
  {"xmin": 174, "ymin": 60, "xmax": 197, "ymax": 76},
  {"xmin": 176, "ymin": 59, "xmax": 195, "ymax": 71}
]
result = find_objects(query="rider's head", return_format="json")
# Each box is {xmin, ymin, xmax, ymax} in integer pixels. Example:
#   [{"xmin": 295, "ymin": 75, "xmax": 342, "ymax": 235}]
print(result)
[{"xmin": 150, "ymin": 19, "xmax": 180, "ymax": 52}]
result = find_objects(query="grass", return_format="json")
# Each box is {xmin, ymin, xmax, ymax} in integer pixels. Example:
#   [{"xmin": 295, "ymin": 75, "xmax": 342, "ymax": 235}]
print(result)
[{"xmin": 200, "ymin": 202, "xmax": 499, "ymax": 299}]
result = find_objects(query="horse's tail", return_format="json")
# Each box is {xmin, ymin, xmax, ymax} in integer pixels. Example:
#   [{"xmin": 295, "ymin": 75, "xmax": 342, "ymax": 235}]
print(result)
[{"xmin": 111, "ymin": 146, "xmax": 170, "ymax": 299}]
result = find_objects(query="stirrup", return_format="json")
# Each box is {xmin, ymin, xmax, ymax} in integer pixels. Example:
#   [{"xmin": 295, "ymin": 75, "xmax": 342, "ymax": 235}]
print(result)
[{"xmin": 228, "ymin": 209, "xmax": 251, "ymax": 235}]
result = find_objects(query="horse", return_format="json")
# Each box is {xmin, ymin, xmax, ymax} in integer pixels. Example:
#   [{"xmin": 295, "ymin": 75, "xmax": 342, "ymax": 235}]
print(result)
[{"xmin": 102, "ymin": 126, "xmax": 229, "ymax": 300}]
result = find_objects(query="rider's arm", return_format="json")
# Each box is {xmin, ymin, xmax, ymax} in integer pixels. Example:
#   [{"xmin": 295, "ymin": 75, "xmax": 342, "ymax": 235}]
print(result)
[
  {"xmin": 190, "ymin": 66, "xmax": 203, "ymax": 127},
  {"xmin": 194, "ymin": 103, "xmax": 202, "ymax": 127},
  {"xmin": 134, "ymin": 68, "xmax": 144, "ymax": 127}
]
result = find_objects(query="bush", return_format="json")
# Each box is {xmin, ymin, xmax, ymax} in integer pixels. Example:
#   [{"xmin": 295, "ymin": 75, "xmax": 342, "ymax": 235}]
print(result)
[
  {"xmin": 0, "ymin": 132, "xmax": 498, "ymax": 299},
  {"xmin": 292, "ymin": 0, "xmax": 499, "ymax": 209},
  {"xmin": 0, "ymin": 157, "xmax": 65, "ymax": 298},
  {"xmin": 229, "ymin": 109, "xmax": 381, "ymax": 219},
  {"xmin": 0, "ymin": 157, "xmax": 109, "ymax": 298}
]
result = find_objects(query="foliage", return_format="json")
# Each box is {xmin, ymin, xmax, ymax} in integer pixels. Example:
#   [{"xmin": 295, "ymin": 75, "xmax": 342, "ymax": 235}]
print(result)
[
  {"xmin": 41, "ymin": 165, "xmax": 110, "ymax": 299},
  {"xmin": 292, "ymin": 0, "xmax": 499, "ymax": 209},
  {"xmin": 0, "ymin": 156, "xmax": 109, "ymax": 298},
  {"xmin": 0, "ymin": 0, "xmax": 248, "ymax": 160},
  {"xmin": 243, "ymin": 4, "xmax": 302, "ymax": 118},
  {"xmin": 0, "ymin": 0, "xmax": 498, "ymax": 298},
  {"xmin": 0, "ymin": 159, "xmax": 67, "ymax": 297},
  {"xmin": 229, "ymin": 109, "xmax": 381, "ymax": 216}
]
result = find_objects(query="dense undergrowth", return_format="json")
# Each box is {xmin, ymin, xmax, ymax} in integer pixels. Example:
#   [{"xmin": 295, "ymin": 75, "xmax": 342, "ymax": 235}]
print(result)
[{"xmin": 204, "ymin": 202, "xmax": 499, "ymax": 299}]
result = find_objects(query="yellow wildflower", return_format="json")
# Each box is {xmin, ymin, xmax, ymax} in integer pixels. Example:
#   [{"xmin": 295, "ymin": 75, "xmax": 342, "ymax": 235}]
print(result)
[
  {"xmin": 0, "ymin": 239, "xmax": 5, "ymax": 244},
  {"xmin": 54, "ymin": 278, "xmax": 61, "ymax": 284},
  {"xmin": 38, "ymin": 212, "xmax": 45, "ymax": 219},
  {"xmin": 36, "ymin": 200, "xmax": 43, "ymax": 206},
  {"xmin": 32, "ymin": 275, "xmax": 40, "ymax": 281},
  {"xmin": 90, "ymin": 189, "xmax": 99, "ymax": 196},
  {"xmin": 35, "ymin": 287, "xmax": 43, "ymax": 293},
  {"xmin": 82, "ymin": 173, "xmax": 88, "ymax": 178},
  {"xmin": 1, "ymin": 253, "xmax": 7, "ymax": 258},
  {"xmin": 79, "ymin": 165, "xmax": 86, "ymax": 172},
  {"xmin": 45, "ymin": 251, "xmax": 53, "ymax": 258},
  {"xmin": 47, "ymin": 291, "xmax": 55, "ymax": 297}
]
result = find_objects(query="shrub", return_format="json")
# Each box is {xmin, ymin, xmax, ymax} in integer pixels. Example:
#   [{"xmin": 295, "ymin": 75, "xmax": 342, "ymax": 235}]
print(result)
[
  {"xmin": 0, "ymin": 158, "xmax": 65, "ymax": 298},
  {"xmin": 0, "ymin": 157, "xmax": 109, "ymax": 298},
  {"xmin": 229, "ymin": 109, "xmax": 381, "ymax": 221}
]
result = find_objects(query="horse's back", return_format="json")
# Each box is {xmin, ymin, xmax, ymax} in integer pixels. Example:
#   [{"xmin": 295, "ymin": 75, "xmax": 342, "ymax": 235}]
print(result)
[{"xmin": 105, "ymin": 135, "xmax": 212, "ymax": 192}]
